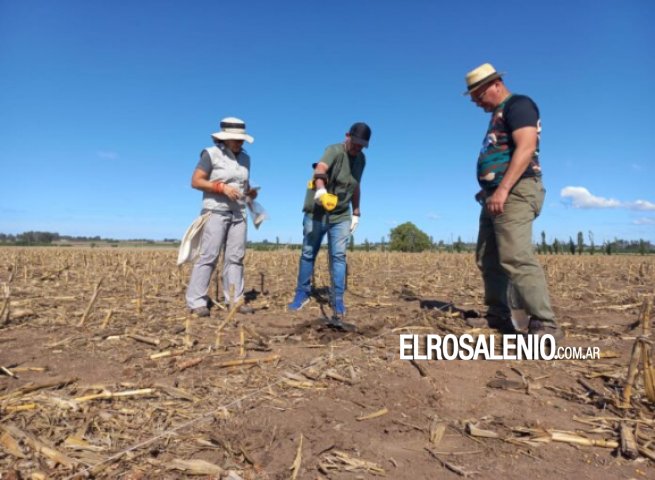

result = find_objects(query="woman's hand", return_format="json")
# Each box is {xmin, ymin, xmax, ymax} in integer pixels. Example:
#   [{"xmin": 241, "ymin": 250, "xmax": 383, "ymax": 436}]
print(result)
[{"xmin": 222, "ymin": 184, "xmax": 242, "ymax": 201}]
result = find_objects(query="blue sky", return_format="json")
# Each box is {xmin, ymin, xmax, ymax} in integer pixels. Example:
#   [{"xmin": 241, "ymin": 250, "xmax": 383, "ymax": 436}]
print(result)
[{"xmin": 1, "ymin": 0, "xmax": 654, "ymax": 244}]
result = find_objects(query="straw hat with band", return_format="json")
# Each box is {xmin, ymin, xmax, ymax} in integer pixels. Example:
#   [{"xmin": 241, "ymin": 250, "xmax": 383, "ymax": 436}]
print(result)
[
  {"xmin": 211, "ymin": 117, "xmax": 254, "ymax": 144},
  {"xmin": 463, "ymin": 63, "xmax": 505, "ymax": 95}
]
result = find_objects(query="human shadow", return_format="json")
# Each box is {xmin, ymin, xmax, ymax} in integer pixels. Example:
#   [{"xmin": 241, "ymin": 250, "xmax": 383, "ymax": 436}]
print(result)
[{"xmin": 419, "ymin": 299, "xmax": 480, "ymax": 319}]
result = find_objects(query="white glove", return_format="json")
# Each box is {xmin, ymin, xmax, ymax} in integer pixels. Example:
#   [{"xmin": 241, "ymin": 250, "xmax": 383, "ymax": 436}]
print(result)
[
  {"xmin": 314, "ymin": 187, "xmax": 327, "ymax": 205},
  {"xmin": 350, "ymin": 215, "xmax": 360, "ymax": 234}
]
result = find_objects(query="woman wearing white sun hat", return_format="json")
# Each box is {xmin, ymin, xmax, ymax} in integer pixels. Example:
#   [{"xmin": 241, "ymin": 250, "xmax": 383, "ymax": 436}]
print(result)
[{"xmin": 185, "ymin": 117, "xmax": 258, "ymax": 316}]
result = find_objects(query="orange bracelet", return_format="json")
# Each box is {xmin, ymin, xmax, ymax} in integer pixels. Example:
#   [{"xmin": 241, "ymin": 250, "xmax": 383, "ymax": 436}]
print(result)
[{"xmin": 212, "ymin": 182, "xmax": 225, "ymax": 194}]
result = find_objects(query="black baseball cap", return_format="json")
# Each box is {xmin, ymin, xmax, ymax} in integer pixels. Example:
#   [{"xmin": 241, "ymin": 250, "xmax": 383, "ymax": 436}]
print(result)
[{"xmin": 348, "ymin": 122, "xmax": 371, "ymax": 147}]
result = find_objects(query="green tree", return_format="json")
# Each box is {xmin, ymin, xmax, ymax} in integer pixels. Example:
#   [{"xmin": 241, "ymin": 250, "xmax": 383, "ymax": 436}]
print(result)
[
  {"xmin": 568, "ymin": 237, "xmax": 576, "ymax": 255},
  {"xmin": 389, "ymin": 222, "xmax": 432, "ymax": 252},
  {"xmin": 541, "ymin": 231, "xmax": 547, "ymax": 254},
  {"xmin": 552, "ymin": 238, "xmax": 561, "ymax": 254},
  {"xmin": 453, "ymin": 236, "xmax": 464, "ymax": 253},
  {"xmin": 588, "ymin": 231, "xmax": 595, "ymax": 255},
  {"xmin": 604, "ymin": 241, "xmax": 613, "ymax": 255},
  {"xmin": 577, "ymin": 231, "xmax": 584, "ymax": 255}
]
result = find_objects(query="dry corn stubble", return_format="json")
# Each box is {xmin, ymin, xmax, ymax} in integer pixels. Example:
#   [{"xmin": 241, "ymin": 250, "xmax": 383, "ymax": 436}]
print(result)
[{"xmin": 0, "ymin": 247, "xmax": 654, "ymax": 478}]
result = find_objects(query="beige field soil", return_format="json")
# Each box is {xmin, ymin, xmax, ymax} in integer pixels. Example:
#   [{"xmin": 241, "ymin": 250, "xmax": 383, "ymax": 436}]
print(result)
[{"xmin": 0, "ymin": 247, "xmax": 654, "ymax": 479}]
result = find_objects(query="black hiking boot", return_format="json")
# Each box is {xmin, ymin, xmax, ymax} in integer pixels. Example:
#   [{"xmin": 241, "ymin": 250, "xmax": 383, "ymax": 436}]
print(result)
[
  {"xmin": 466, "ymin": 315, "xmax": 517, "ymax": 334},
  {"xmin": 528, "ymin": 318, "xmax": 564, "ymax": 341}
]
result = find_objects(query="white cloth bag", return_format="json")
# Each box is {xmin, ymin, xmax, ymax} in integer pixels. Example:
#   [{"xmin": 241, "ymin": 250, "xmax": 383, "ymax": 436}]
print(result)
[{"xmin": 177, "ymin": 212, "xmax": 212, "ymax": 266}]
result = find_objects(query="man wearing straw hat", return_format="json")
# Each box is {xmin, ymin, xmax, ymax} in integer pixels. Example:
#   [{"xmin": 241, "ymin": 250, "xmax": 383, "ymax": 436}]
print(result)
[
  {"xmin": 185, "ymin": 117, "xmax": 258, "ymax": 317},
  {"xmin": 463, "ymin": 63, "xmax": 563, "ymax": 340}
]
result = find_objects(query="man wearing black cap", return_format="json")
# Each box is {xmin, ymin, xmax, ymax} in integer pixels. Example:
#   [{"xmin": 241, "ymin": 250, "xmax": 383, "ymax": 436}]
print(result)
[
  {"xmin": 288, "ymin": 122, "xmax": 372, "ymax": 329},
  {"xmin": 464, "ymin": 63, "xmax": 563, "ymax": 340}
]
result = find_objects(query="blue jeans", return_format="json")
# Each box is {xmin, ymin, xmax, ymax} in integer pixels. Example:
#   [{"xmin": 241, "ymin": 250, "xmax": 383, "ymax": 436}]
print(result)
[{"xmin": 295, "ymin": 214, "xmax": 350, "ymax": 306}]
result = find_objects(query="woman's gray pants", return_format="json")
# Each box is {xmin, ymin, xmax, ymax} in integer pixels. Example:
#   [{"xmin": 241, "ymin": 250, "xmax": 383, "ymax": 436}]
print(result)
[{"xmin": 185, "ymin": 211, "xmax": 246, "ymax": 309}]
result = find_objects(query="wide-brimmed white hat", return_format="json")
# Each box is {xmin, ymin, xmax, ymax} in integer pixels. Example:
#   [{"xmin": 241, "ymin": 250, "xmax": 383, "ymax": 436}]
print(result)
[
  {"xmin": 211, "ymin": 117, "xmax": 254, "ymax": 144},
  {"xmin": 463, "ymin": 63, "xmax": 505, "ymax": 95}
]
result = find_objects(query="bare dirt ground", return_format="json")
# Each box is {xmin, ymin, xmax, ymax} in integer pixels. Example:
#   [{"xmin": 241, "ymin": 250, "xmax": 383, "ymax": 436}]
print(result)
[{"xmin": 1, "ymin": 247, "xmax": 654, "ymax": 479}]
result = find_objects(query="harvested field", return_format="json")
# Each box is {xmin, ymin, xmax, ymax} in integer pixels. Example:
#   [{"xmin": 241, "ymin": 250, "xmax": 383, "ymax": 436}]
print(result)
[{"xmin": 1, "ymin": 247, "xmax": 654, "ymax": 479}]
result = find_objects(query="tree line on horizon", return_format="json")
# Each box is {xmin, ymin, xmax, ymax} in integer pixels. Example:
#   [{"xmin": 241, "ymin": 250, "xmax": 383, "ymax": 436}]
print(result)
[
  {"xmin": 1, "ymin": 228, "xmax": 653, "ymax": 255},
  {"xmin": 0, "ymin": 231, "xmax": 178, "ymax": 245}
]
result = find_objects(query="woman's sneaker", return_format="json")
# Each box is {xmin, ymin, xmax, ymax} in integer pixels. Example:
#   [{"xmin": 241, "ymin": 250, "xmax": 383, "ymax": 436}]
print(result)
[{"xmin": 191, "ymin": 306, "xmax": 210, "ymax": 317}]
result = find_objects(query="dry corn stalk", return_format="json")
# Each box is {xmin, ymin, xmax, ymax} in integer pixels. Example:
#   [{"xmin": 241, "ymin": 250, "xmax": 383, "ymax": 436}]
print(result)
[
  {"xmin": 127, "ymin": 333, "xmax": 160, "ymax": 346},
  {"xmin": 283, "ymin": 379, "xmax": 324, "ymax": 389},
  {"xmin": 185, "ymin": 313, "xmax": 192, "ymax": 348},
  {"xmin": 324, "ymin": 369, "xmax": 354, "ymax": 385},
  {"xmin": 638, "ymin": 445, "xmax": 655, "ymax": 461},
  {"xmin": 319, "ymin": 450, "xmax": 385, "ymax": 475},
  {"xmin": 150, "ymin": 350, "xmax": 185, "ymax": 360},
  {"xmin": 0, "ymin": 377, "xmax": 78, "ymax": 401},
  {"xmin": 289, "ymin": 433, "xmax": 303, "ymax": 480},
  {"xmin": 215, "ymin": 354, "xmax": 279, "ymax": 369},
  {"xmin": 78, "ymin": 277, "xmax": 103, "ymax": 326},
  {"xmin": 356, "ymin": 407, "xmax": 388, "ymax": 421},
  {"xmin": 64, "ymin": 435, "xmax": 106, "ymax": 452},
  {"xmin": 74, "ymin": 388, "xmax": 155, "ymax": 403},
  {"xmin": 167, "ymin": 458, "xmax": 223, "ymax": 475},
  {"xmin": 425, "ymin": 448, "xmax": 478, "ymax": 477},
  {"xmin": 0, "ymin": 283, "xmax": 10, "ymax": 324},
  {"xmin": 621, "ymin": 298, "xmax": 654, "ymax": 407},
  {"xmin": 550, "ymin": 431, "xmax": 618, "ymax": 448},
  {"xmin": 0, "ymin": 429, "xmax": 26, "ymax": 458},
  {"xmin": 4, "ymin": 403, "xmax": 38, "ymax": 413},
  {"xmin": 239, "ymin": 323, "xmax": 245, "ymax": 357},
  {"xmin": 100, "ymin": 308, "xmax": 113, "ymax": 329},
  {"xmin": 641, "ymin": 298, "xmax": 655, "ymax": 402},
  {"xmin": 619, "ymin": 424, "xmax": 639, "ymax": 459},
  {"xmin": 513, "ymin": 427, "xmax": 619, "ymax": 449},
  {"xmin": 216, "ymin": 297, "xmax": 244, "ymax": 333},
  {"xmin": 177, "ymin": 357, "xmax": 203, "ymax": 371},
  {"xmin": 429, "ymin": 416, "xmax": 447, "ymax": 445},
  {"xmin": 2, "ymin": 424, "xmax": 76, "ymax": 469},
  {"xmin": 466, "ymin": 422, "xmax": 500, "ymax": 439},
  {"xmin": 135, "ymin": 278, "xmax": 144, "ymax": 315}
]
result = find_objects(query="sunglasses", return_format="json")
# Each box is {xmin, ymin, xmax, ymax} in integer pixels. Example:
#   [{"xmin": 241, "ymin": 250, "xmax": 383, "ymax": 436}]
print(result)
[{"xmin": 471, "ymin": 81, "xmax": 495, "ymax": 101}]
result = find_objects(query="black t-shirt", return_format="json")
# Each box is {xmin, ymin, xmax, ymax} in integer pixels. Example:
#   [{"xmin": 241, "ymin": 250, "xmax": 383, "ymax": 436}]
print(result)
[
  {"xmin": 477, "ymin": 94, "xmax": 542, "ymax": 189},
  {"xmin": 504, "ymin": 95, "xmax": 539, "ymax": 131}
]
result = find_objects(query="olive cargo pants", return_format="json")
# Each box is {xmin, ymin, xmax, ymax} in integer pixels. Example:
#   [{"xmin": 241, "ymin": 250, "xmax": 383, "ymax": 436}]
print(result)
[{"xmin": 476, "ymin": 177, "xmax": 556, "ymax": 324}]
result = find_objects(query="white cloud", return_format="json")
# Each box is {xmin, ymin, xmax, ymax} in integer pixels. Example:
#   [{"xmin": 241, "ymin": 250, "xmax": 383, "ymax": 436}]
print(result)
[
  {"xmin": 427, "ymin": 213, "xmax": 440, "ymax": 220},
  {"xmin": 560, "ymin": 187, "xmax": 621, "ymax": 208},
  {"xmin": 630, "ymin": 200, "xmax": 655, "ymax": 211},
  {"xmin": 634, "ymin": 217, "xmax": 655, "ymax": 225},
  {"xmin": 561, "ymin": 186, "xmax": 655, "ymax": 211},
  {"xmin": 97, "ymin": 151, "xmax": 119, "ymax": 160}
]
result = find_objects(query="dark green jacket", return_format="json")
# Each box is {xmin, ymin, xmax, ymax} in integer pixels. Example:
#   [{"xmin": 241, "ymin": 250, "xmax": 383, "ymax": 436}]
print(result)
[{"xmin": 303, "ymin": 143, "xmax": 365, "ymax": 223}]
